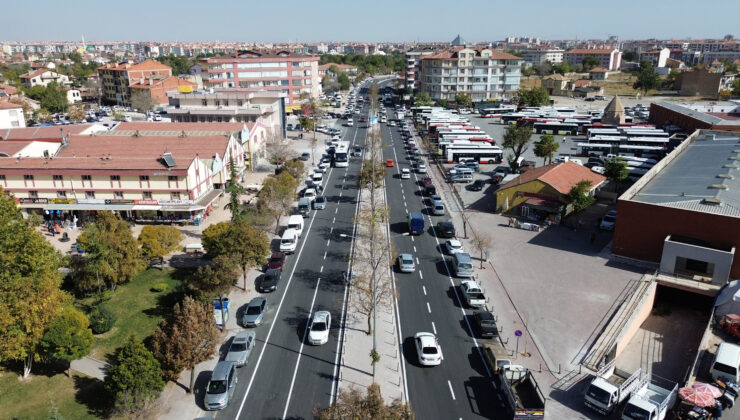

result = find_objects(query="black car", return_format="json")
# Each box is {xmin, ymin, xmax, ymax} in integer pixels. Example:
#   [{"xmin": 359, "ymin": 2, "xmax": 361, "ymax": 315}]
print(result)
[
  {"xmin": 261, "ymin": 268, "xmax": 282, "ymax": 292},
  {"xmin": 468, "ymin": 179, "xmax": 485, "ymax": 191},
  {"xmin": 299, "ymin": 153, "xmax": 310, "ymax": 161},
  {"xmin": 473, "ymin": 311, "xmax": 498, "ymax": 338},
  {"xmin": 436, "ymin": 221, "xmax": 456, "ymax": 238}
]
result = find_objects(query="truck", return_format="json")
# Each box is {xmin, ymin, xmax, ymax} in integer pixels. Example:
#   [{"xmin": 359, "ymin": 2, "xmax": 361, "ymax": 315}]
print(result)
[
  {"xmin": 408, "ymin": 212, "xmax": 424, "ymax": 235},
  {"xmin": 584, "ymin": 360, "xmax": 642, "ymax": 415},
  {"xmin": 460, "ymin": 280, "xmax": 486, "ymax": 308},
  {"xmin": 498, "ymin": 365, "xmax": 546, "ymax": 419},
  {"xmin": 395, "ymin": 110, "xmax": 405, "ymax": 121},
  {"xmin": 621, "ymin": 376, "xmax": 678, "ymax": 420},
  {"xmin": 481, "ymin": 339, "xmax": 511, "ymax": 374}
]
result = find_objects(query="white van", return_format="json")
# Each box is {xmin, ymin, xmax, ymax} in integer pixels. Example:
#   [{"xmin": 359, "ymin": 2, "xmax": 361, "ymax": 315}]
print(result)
[
  {"xmin": 280, "ymin": 228, "xmax": 298, "ymax": 254},
  {"xmin": 452, "ymin": 253, "xmax": 474, "ymax": 278},
  {"xmin": 711, "ymin": 342, "xmax": 740, "ymax": 383},
  {"xmin": 287, "ymin": 215, "xmax": 304, "ymax": 238}
]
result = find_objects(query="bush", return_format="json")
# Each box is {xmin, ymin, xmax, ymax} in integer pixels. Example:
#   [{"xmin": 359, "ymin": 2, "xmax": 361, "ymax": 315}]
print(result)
[
  {"xmin": 150, "ymin": 283, "xmax": 168, "ymax": 293},
  {"xmin": 89, "ymin": 304, "xmax": 116, "ymax": 334}
]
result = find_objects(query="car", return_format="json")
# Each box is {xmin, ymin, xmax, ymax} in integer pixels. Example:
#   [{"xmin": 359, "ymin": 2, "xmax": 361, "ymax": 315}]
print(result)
[
  {"xmin": 585, "ymin": 97, "xmax": 596, "ymax": 102},
  {"xmin": 386, "ymin": 159, "xmax": 395, "ymax": 167},
  {"xmin": 242, "ymin": 297, "xmax": 268, "ymax": 327},
  {"xmin": 353, "ymin": 147, "xmax": 363, "ymax": 157},
  {"xmin": 432, "ymin": 199, "xmax": 446, "ymax": 215},
  {"xmin": 225, "ymin": 331, "xmax": 256, "ymax": 367},
  {"xmin": 494, "ymin": 166, "xmax": 511, "ymax": 178},
  {"xmin": 267, "ymin": 252, "xmax": 286, "ymax": 271},
  {"xmin": 317, "ymin": 162, "xmax": 328, "ymax": 173},
  {"xmin": 153, "ymin": 114, "xmax": 162, "ymax": 121},
  {"xmin": 436, "ymin": 221, "xmax": 456, "ymax": 238},
  {"xmin": 389, "ymin": 121, "xmax": 396, "ymax": 127},
  {"xmin": 260, "ymin": 268, "xmax": 281, "ymax": 292},
  {"xmin": 313, "ymin": 195, "xmax": 327, "ymax": 210},
  {"xmin": 123, "ymin": 115, "xmax": 133, "ymax": 122},
  {"xmin": 311, "ymin": 172, "xmax": 323, "ymax": 187},
  {"xmin": 414, "ymin": 332, "xmax": 442, "ymax": 366},
  {"xmin": 417, "ymin": 163, "xmax": 427, "ymax": 174},
  {"xmin": 464, "ymin": 161, "xmax": 480, "ymax": 172},
  {"xmin": 205, "ymin": 361, "xmax": 238, "ymax": 410},
  {"xmin": 308, "ymin": 310, "xmax": 331, "ymax": 345},
  {"xmin": 299, "ymin": 153, "xmax": 310, "ymax": 161},
  {"xmin": 473, "ymin": 311, "xmax": 499, "ymax": 338},
  {"xmin": 600, "ymin": 210, "xmax": 617, "ymax": 230},
  {"xmin": 401, "ymin": 168, "xmax": 411, "ymax": 179},
  {"xmin": 397, "ymin": 253, "xmax": 416, "ymax": 273},
  {"xmin": 421, "ymin": 177, "xmax": 433, "ymax": 187},
  {"xmin": 469, "ymin": 179, "xmax": 486, "ymax": 191},
  {"xmin": 444, "ymin": 239, "xmax": 464, "ymax": 255},
  {"xmin": 303, "ymin": 188, "xmax": 317, "ymax": 201}
]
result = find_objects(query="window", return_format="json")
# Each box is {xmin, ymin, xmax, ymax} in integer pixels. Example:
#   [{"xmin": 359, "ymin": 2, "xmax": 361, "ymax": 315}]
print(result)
[
  {"xmin": 215, "ymin": 100, "xmax": 220, "ymax": 106},
  {"xmin": 223, "ymin": 100, "xmax": 229, "ymax": 106},
  {"xmin": 57, "ymin": 191, "xmax": 67, "ymax": 198},
  {"xmin": 168, "ymin": 175, "xmax": 178, "ymax": 182},
  {"xmin": 202, "ymin": 99, "xmax": 207, "ymax": 106},
  {"xmin": 114, "ymin": 191, "xmax": 124, "ymax": 199},
  {"xmin": 111, "ymin": 175, "xmax": 120, "ymax": 181},
  {"xmin": 53, "ymin": 175, "xmax": 63, "ymax": 181},
  {"xmin": 85, "ymin": 191, "xmax": 95, "ymax": 199},
  {"xmin": 82, "ymin": 175, "xmax": 91, "ymax": 181},
  {"xmin": 171, "ymin": 192, "xmax": 181, "ymax": 200},
  {"xmin": 0, "ymin": 174, "xmax": 4, "ymax": 181},
  {"xmin": 142, "ymin": 191, "xmax": 152, "ymax": 199},
  {"xmin": 140, "ymin": 175, "xmax": 149, "ymax": 181},
  {"xmin": 237, "ymin": 99, "xmax": 243, "ymax": 106},
  {"xmin": 29, "ymin": 191, "xmax": 38, "ymax": 198}
]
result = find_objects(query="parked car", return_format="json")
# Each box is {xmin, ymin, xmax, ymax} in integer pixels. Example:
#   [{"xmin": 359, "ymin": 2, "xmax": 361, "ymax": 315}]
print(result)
[
  {"xmin": 300, "ymin": 153, "xmax": 310, "ymax": 161},
  {"xmin": 204, "ymin": 361, "xmax": 238, "ymax": 410},
  {"xmin": 444, "ymin": 239, "xmax": 464, "ymax": 255},
  {"xmin": 414, "ymin": 332, "xmax": 443, "ymax": 366},
  {"xmin": 260, "ymin": 268, "xmax": 281, "ymax": 292},
  {"xmin": 417, "ymin": 163, "xmax": 427, "ymax": 174},
  {"xmin": 436, "ymin": 221, "xmax": 456, "ymax": 238},
  {"xmin": 397, "ymin": 253, "xmax": 416, "ymax": 273},
  {"xmin": 308, "ymin": 311, "xmax": 331, "ymax": 345},
  {"xmin": 473, "ymin": 311, "xmax": 499, "ymax": 338},
  {"xmin": 469, "ymin": 179, "xmax": 486, "ymax": 191},
  {"xmin": 313, "ymin": 195, "xmax": 327, "ymax": 210},
  {"xmin": 225, "ymin": 331, "xmax": 256, "ymax": 367},
  {"xmin": 432, "ymin": 199, "xmax": 446, "ymax": 215},
  {"xmin": 243, "ymin": 297, "xmax": 268, "ymax": 327},
  {"xmin": 267, "ymin": 252, "xmax": 286, "ymax": 271},
  {"xmin": 600, "ymin": 210, "xmax": 617, "ymax": 230}
]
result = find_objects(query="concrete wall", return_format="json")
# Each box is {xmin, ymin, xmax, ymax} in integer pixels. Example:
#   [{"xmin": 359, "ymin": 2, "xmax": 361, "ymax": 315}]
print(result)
[
  {"xmin": 648, "ymin": 104, "xmax": 714, "ymax": 133},
  {"xmin": 615, "ymin": 281, "xmax": 657, "ymax": 359},
  {"xmin": 676, "ymin": 70, "xmax": 722, "ymax": 99},
  {"xmin": 660, "ymin": 236, "xmax": 735, "ymax": 285}
]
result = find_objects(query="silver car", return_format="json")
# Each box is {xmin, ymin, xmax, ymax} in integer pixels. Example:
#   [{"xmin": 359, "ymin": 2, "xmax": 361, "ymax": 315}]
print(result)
[
  {"xmin": 397, "ymin": 253, "xmax": 416, "ymax": 273},
  {"xmin": 242, "ymin": 297, "xmax": 268, "ymax": 327},
  {"xmin": 225, "ymin": 331, "xmax": 256, "ymax": 367},
  {"xmin": 204, "ymin": 361, "xmax": 238, "ymax": 410},
  {"xmin": 432, "ymin": 200, "xmax": 446, "ymax": 216},
  {"xmin": 313, "ymin": 195, "xmax": 327, "ymax": 210}
]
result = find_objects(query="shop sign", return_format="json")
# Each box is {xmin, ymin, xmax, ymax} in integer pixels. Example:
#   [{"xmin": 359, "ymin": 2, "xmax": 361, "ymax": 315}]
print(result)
[
  {"xmin": 51, "ymin": 198, "xmax": 77, "ymax": 204},
  {"xmin": 158, "ymin": 199, "xmax": 194, "ymax": 205},
  {"xmin": 77, "ymin": 199, "xmax": 106, "ymax": 204},
  {"xmin": 135, "ymin": 199, "xmax": 159, "ymax": 205},
  {"xmin": 18, "ymin": 198, "xmax": 49, "ymax": 204},
  {"xmin": 104, "ymin": 199, "xmax": 135, "ymax": 204}
]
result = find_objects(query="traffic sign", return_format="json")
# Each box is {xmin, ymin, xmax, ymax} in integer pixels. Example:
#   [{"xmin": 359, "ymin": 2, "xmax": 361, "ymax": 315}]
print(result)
[{"xmin": 515, "ymin": 329, "xmax": 522, "ymax": 337}]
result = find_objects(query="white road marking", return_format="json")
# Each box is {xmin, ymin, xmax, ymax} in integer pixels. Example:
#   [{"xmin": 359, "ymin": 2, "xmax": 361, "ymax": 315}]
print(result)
[
  {"xmin": 419, "ymin": 270, "xmax": 423, "ymax": 279},
  {"xmin": 323, "ymin": 251, "xmax": 327, "ymax": 260},
  {"xmin": 335, "ymin": 208, "xmax": 338, "ymax": 214},
  {"xmin": 415, "ymin": 257, "xmax": 419, "ymax": 265},
  {"xmin": 282, "ymin": 278, "xmax": 322, "ymax": 418},
  {"xmin": 413, "ymin": 246, "xmax": 417, "ymax": 253},
  {"xmin": 327, "ymin": 239, "xmax": 331, "ymax": 246},
  {"xmin": 432, "ymin": 322, "xmax": 437, "ymax": 334},
  {"xmin": 422, "ymin": 286, "xmax": 427, "ymax": 295},
  {"xmin": 332, "ymin": 217, "xmax": 336, "ymax": 224},
  {"xmin": 426, "ymin": 302, "xmax": 431, "ymax": 313},
  {"xmin": 448, "ymin": 380, "xmax": 456, "ymax": 400},
  {"xmin": 320, "ymin": 265, "xmax": 324, "ymax": 273},
  {"xmin": 411, "ymin": 236, "xmax": 414, "ymax": 242}
]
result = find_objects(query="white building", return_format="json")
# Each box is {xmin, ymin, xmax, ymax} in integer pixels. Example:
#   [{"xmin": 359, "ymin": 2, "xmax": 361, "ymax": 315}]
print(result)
[
  {"xmin": 522, "ymin": 47, "xmax": 564, "ymax": 66},
  {"xmin": 639, "ymin": 48, "xmax": 670, "ymax": 68},
  {"xmin": 66, "ymin": 88, "xmax": 82, "ymax": 104},
  {"xmin": 0, "ymin": 102, "xmax": 26, "ymax": 129},
  {"xmin": 19, "ymin": 69, "xmax": 71, "ymax": 88}
]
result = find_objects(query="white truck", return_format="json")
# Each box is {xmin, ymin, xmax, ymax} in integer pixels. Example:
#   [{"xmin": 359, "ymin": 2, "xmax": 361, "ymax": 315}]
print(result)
[
  {"xmin": 584, "ymin": 360, "xmax": 642, "ymax": 415},
  {"xmin": 621, "ymin": 376, "xmax": 678, "ymax": 420},
  {"xmin": 395, "ymin": 110, "xmax": 405, "ymax": 121},
  {"xmin": 460, "ymin": 280, "xmax": 486, "ymax": 308}
]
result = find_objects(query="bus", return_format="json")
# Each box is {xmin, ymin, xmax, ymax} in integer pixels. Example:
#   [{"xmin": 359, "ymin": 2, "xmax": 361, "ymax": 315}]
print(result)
[
  {"xmin": 576, "ymin": 142, "xmax": 616, "ymax": 157},
  {"xmin": 334, "ymin": 141, "xmax": 350, "ymax": 167},
  {"xmin": 438, "ymin": 138, "xmax": 496, "ymax": 155},
  {"xmin": 533, "ymin": 122, "xmax": 579, "ymax": 135},
  {"xmin": 446, "ymin": 146, "xmax": 503, "ymax": 164},
  {"xmin": 622, "ymin": 130, "xmax": 669, "ymax": 139},
  {"xmin": 618, "ymin": 144, "xmax": 665, "ymax": 158},
  {"xmin": 587, "ymin": 128, "xmax": 622, "ymax": 139}
]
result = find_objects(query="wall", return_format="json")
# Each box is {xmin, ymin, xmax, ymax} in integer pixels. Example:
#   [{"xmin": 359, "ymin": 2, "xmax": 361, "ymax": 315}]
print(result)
[
  {"xmin": 660, "ymin": 237, "xmax": 734, "ymax": 284},
  {"xmin": 676, "ymin": 70, "xmax": 722, "ymax": 99},
  {"xmin": 0, "ymin": 107, "xmax": 26, "ymax": 129},
  {"xmin": 648, "ymin": 104, "xmax": 713, "ymax": 134},
  {"xmin": 495, "ymin": 179, "xmax": 560, "ymax": 213},
  {"xmin": 615, "ymin": 281, "xmax": 657, "ymax": 359}
]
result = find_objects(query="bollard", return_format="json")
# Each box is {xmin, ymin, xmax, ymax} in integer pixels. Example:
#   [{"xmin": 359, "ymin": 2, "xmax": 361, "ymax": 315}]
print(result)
[{"xmin": 559, "ymin": 364, "xmax": 561, "ymax": 375}]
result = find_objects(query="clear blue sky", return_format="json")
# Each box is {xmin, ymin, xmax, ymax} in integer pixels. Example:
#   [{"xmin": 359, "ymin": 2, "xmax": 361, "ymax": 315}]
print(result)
[{"xmin": 1, "ymin": 0, "xmax": 737, "ymax": 42}]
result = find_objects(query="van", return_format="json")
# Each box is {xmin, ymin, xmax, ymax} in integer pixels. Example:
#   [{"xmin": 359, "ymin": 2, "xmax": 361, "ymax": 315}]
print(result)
[
  {"xmin": 711, "ymin": 342, "xmax": 740, "ymax": 383},
  {"xmin": 184, "ymin": 243, "xmax": 204, "ymax": 254},
  {"xmin": 452, "ymin": 252, "xmax": 474, "ymax": 278},
  {"xmin": 204, "ymin": 361, "xmax": 238, "ymax": 410},
  {"xmin": 482, "ymin": 339, "xmax": 512, "ymax": 374},
  {"xmin": 287, "ymin": 215, "xmax": 304, "ymax": 237},
  {"xmin": 298, "ymin": 197, "xmax": 311, "ymax": 217},
  {"xmin": 280, "ymin": 228, "xmax": 298, "ymax": 254}
]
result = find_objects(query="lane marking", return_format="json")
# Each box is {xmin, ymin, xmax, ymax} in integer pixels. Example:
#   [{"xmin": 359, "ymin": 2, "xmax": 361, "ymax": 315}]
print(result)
[
  {"xmin": 415, "ymin": 257, "xmax": 420, "ymax": 265},
  {"xmin": 282, "ymin": 278, "xmax": 322, "ymax": 418},
  {"xmin": 432, "ymin": 321, "xmax": 437, "ymax": 334},
  {"xmin": 419, "ymin": 270, "xmax": 423, "ymax": 280},
  {"xmin": 422, "ymin": 286, "xmax": 427, "ymax": 296},
  {"xmin": 327, "ymin": 239, "xmax": 331, "ymax": 247},
  {"xmin": 320, "ymin": 265, "xmax": 324, "ymax": 273},
  {"xmin": 411, "ymin": 236, "xmax": 414, "ymax": 242},
  {"xmin": 323, "ymin": 251, "xmax": 327, "ymax": 260},
  {"xmin": 426, "ymin": 302, "xmax": 431, "ymax": 313},
  {"xmin": 335, "ymin": 208, "xmax": 338, "ymax": 214},
  {"xmin": 413, "ymin": 246, "xmax": 417, "ymax": 253},
  {"xmin": 448, "ymin": 381, "xmax": 456, "ymax": 401},
  {"xmin": 332, "ymin": 217, "xmax": 336, "ymax": 224}
]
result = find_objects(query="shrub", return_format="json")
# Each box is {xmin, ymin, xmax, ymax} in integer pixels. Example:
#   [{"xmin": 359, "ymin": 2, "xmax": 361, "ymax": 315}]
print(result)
[
  {"xmin": 150, "ymin": 283, "xmax": 168, "ymax": 293},
  {"xmin": 89, "ymin": 304, "xmax": 116, "ymax": 334}
]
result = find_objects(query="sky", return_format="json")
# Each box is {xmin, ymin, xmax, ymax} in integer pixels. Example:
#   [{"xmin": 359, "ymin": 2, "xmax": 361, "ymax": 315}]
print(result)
[{"xmin": 1, "ymin": 0, "xmax": 738, "ymax": 43}]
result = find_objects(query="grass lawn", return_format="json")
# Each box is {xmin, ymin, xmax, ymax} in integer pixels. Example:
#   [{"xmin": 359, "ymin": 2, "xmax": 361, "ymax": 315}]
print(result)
[
  {"xmin": 0, "ymin": 370, "xmax": 106, "ymax": 420},
  {"xmin": 77, "ymin": 268, "xmax": 183, "ymax": 360}
]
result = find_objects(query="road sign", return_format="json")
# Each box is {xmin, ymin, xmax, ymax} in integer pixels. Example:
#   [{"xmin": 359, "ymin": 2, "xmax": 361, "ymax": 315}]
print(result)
[{"xmin": 515, "ymin": 330, "xmax": 522, "ymax": 337}]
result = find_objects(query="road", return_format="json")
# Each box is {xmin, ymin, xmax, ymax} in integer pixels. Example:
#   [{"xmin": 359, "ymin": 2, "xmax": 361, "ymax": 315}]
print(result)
[
  {"xmin": 217, "ymin": 86, "xmax": 371, "ymax": 419},
  {"xmin": 379, "ymin": 105, "xmax": 508, "ymax": 418}
]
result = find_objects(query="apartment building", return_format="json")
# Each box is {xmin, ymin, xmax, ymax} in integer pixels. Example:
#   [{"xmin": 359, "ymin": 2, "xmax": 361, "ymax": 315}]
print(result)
[
  {"xmin": 404, "ymin": 50, "xmax": 436, "ymax": 92},
  {"xmin": 522, "ymin": 47, "xmax": 564, "ymax": 66},
  {"xmin": 19, "ymin": 69, "xmax": 70, "ymax": 88},
  {"xmin": 0, "ymin": 102, "xmax": 26, "ymax": 129},
  {"xmin": 419, "ymin": 47, "xmax": 523, "ymax": 102},
  {"xmin": 198, "ymin": 50, "xmax": 320, "ymax": 108},
  {"xmin": 639, "ymin": 48, "xmax": 670, "ymax": 68},
  {"xmin": 98, "ymin": 59, "xmax": 173, "ymax": 106},
  {"xmin": 129, "ymin": 77, "xmax": 197, "ymax": 107},
  {"xmin": 564, "ymin": 49, "xmax": 622, "ymax": 71}
]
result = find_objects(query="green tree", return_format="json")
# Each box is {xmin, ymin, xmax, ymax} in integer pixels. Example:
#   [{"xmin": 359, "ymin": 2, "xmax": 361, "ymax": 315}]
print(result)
[
  {"xmin": 138, "ymin": 225, "xmax": 183, "ymax": 269},
  {"xmin": 454, "ymin": 93, "xmax": 472, "ymax": 108},
  {"xmin": 225, "ymin": 156, "xmax": 246, "ymax": 221},
  {"xmin": 359, "ymin": 159, "xmax": 385, "ymax": 188},
  {"xmin": 633, "ymin": 61, "xmax": 659, "ymax": 95},
  {"xmin": 313, "ymin": 383, "xmax": 414, "ymax": 419},
  {"xmin": 567, "ymin": 180, "xmax": 596, "ymax": 214},
  {"xmin": 282, "ymin": 159, "xmax": 305, "ymax": 181},
  {"xmin": 189, "ymin": 255, "xmax": 240, "ymax": 332},
  {"xmin": 0, "ymin": 189, "xmax": 68, "ymax": 378},
  {"xmin": 104, "ymin": 335, "xmax": 165, "ymax": 417},
  {"xmin": 259, "ymin": 172, "xmax": 299, "ymax": 235},
  {"xmin": 502, "ymin": 125, "xmax": 533, "ymax": 171},
  {"xmin": 733, "ymin": 79, "xmax": 740, "ymax": 97},
  {"xmin": 40, "ymin": 306, "xmax": 94, "ymax": 377},
  {"xmin": 130, "ymin": 90, "xmax": 154, "ymax": 112},
  {"xmin": 414, "ymin": 91, "xmax": 434, "ymax": 106},
  {"xmin": 201, "ymin": 221, "xmax": 269, "ymax": 291},
  {"xmin": 517, "ymin": 87, "xmax": 550, "ymax": 107},
  {"xmin": 720, "ymin": 59, "xmax": 738, "ymax": 74},
  {"xmin": 551, "ymin": 60, "xmax": 572, "ymax": 75},
  {"xmin": 151, "ymin": 296, "xmax": 219, "ymax": 392},
  {"xmin": 438, "ymin": 98, "xmax": 449, "ymax": 108},
  {"xmin": 622, "ymin": 50, "xmax": 639, "ymax": 62},
  {"xmin": 337, "ymin": 72, "xmax": 351, "ymax": 90},
  {"xmin": 604, "ymin": 157, "xmax": 630, "ymax": 191},
  {"xmin": 74, "ymin": 212, "xmax": 145, "ymax": 293},
  {"xmin": 581, "ymin": 56, "xmax": 601, "ymax": 71},
  {"xmin": 533, "ymin": 134, "xmax": 560, "ymax": 165},
  {"xmin": 38, "ymin": 82, "xmax": 68, "ymax": 114},
  {"xmin": 521, "ymin": 64, "xmax": 536, "ymax": 77}
]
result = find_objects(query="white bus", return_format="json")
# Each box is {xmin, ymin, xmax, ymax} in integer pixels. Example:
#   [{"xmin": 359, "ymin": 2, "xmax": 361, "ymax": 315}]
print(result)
[
  {"xmin": 446, "ymin": 146, "xmax": 503, "ymax": 164},
  {"xmin": 334, "ymin": 141, "xmax": 350, "ymax": 167}
]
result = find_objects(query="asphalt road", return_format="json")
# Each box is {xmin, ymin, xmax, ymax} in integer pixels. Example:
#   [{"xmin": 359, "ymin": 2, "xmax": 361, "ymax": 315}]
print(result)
[
  {"xmin": 216, "ymin": 86, "xmax": 372, "ymax": 419},
  {"xmin": 380, "ymin": 110, "xmax": 509, "ymax": 418}
]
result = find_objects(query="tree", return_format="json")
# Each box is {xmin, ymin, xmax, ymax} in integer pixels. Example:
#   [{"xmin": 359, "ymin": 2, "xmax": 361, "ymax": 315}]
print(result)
[
  {"xmin": 337, "ymin": 72, "xmax": 351, "ymax": 90},
  {"xmin": 733, "ymin": 79, "xmax": 740, "ymax": 97},
  {"xmin": 201, "ymin": 221, "xmax": 269, "ymax": 291},
  {"xmin": 189, "ymin": 255, "xmax": 240, "ymax": 332},
  {"xmin": 438, "ymin": 98, "xmax": 449, "ymax": 108},
  {"xmin": 282, "ymin": 159, "xmax": 305, "ymax": 181},
  {"xmin": 521, "ymin": 64, "xmax": 536, "ymax": 77},
  {"xmin": 414, "ymin": 91, "xmax": 434, "ymax": 107},
  {"xmin": 604, "ymin": 157, "xmax": 629, "ymax": 191},
  {"xmin": 0, "ymin": 189, "xmax": 68, "ymax": 378},
  {"xmin": 130, "ymin": 90, "xmax": 154, "ymax": 112},
  {"xmin": 104, "ymin": 335, "xmax": 165, "ymax": 417},
  {"xmin": 67, "ymin": 103, "xmax": 86, "ymax": 121},
  {"xmin": 313, "ymin": 383, "xmax": 414, "ymax": 419},
  {"xmin": 40, "ymin": 307, "xmax": 94, "ymax": 377},
  {"xmin": 454, "ymin": 93, "xmax": 472, "ymax": 108},
  {"xmin": 359, "ymin": 159, "xmax": 385, "ymax": 188},
  {"xmin": 265, "ymin": 136, "xmax": 295, "ymax": 165},
  {"xmin": 533, "ymin": 134, "xmax": 559, "ymax": 165},
  {"xmin": 83, "ymin": 78, "xmax": 101, "ymax": 105},
  {"xmin": 225, "ymin": 156, "xmax": 246, "ymax": 221},
  {"xmin": 74, "ymin": 212, "xmax": 144, "ymax": 293},
  {"xmin": 551, "ymin": 60, "xmax": 571, "ymax": 75},
  {"xmin": 721, "ymin": 59, "xmax": 739, "ymax": 75},
  {"xmin": 581, "ymin": 56, "xmax": 601, "ymax": 71},
  {"xmin": 470, "ymin": 230, "xmax": 493, "ymax": 269},
  {"xmin": 502, "ymin": 125, "xmax": 533, "ymax": 171},
  {"xmin": 138, "ymin": 225, "xmax": 183, "ymax": 269},
  {"xmin": 517, "ymin": 87, "xmax": 550, "ymax": 107},
  {"xmin": 567, "ymin": 180, "xmax": 596, "ymax": 214},
  {"xmin": 258, "ymin": 172, "xmax": 298, "ymax": 235},
  {"xmin": 622, "ymin": 50, "xmax": 639, "ymax": 62},
  {"xmin": 633, "ymin": 61, "xmax": 659, "ymax": 95},
  {"xmin": 38, "ymin": 82, "xmax": 68, "ymax": 113},
  {"xmin": 151, "ymin": 296, "xmax": 219, "ymax": 392}
]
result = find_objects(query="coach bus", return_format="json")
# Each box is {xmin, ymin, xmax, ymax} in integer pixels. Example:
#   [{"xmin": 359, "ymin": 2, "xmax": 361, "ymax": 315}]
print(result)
[{"xmin": 446, "ymin": 146, "xmax": 504, "ymax": 164}]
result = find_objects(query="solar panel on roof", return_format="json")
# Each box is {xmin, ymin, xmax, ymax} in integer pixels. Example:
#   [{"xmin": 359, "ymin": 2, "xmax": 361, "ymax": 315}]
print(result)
[{"xmin": 162, "ymin": 152, "xmax": 176, "ymax": 167}]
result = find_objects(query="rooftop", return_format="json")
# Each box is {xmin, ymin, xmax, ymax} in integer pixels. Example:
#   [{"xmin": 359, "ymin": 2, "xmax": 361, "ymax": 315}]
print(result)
[
  {"xmin": 498, "ymin": 161, "xmax": 606, "ymax": 195},
  {"xmin": 0, "ymin": 124, "xmax": 100, "ymax": 141},
  {"xmin": 654, "ymin": 101, "xmax": 740, "ymax": 127},
  {"xmin": 109, "ymin": 121, "xmax": 251, "ymax": 137}
]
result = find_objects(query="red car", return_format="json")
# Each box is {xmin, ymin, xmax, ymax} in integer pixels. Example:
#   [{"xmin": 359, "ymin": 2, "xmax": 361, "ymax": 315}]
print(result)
[
  {"xmin": 386, "ymin": 159, "xmax": 395, "ymax": 167},
  {"xmin": 422, "ymin": 176, "xmax": 433, "ymax": 187},
  {"xmin": 267, "ymin": 252, "xmax": 286, "ymax": 271}
]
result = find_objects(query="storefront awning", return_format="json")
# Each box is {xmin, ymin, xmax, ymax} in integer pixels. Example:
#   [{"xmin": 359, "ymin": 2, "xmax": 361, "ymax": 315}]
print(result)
[
  {"xmin": 523, "ymin": 197, "xmax": 562, "ymax": 213},
  {"xmin": 131, "ymin": 205, "xmax": 162, "ymax": 211},
  {"xmin": 44, "ymin": 203, "xmax": 135, "ymax": 211}
]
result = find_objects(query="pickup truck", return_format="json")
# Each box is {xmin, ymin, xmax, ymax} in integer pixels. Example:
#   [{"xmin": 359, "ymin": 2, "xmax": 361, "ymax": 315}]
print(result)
[
  {"xmin": 460, "ymin": 280, "xmax": 486, "ymax": 308},
  {"xmin": 585, "ymin": 359, "xmax": 642, "ymax": 415},
  {"xmin": 499, "ymin": 365, "xmax": 546, "ymax": 419},
  {"xmin": 622, "ymin": 376, "xmax": 677, "ymax": 420}
]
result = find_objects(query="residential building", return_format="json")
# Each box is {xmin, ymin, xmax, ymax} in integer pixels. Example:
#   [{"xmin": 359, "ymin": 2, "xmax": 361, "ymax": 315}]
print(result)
[
  {"xmin": 66, "ymin": 88, "xmax": 82, "ymax": 104},
  {"xmin": 589, "ymin": 67, "xmax": 609, "ymax": 80},
  {"xmin": 317, "ymin": 63, "xmax": 358, "ymax": 77},
  {"xmin": 98, "ymin": 59, "xmax": 173, "ymax": 106},
  {"xmin": 522, "ymin": 47, "xmax": 564, "ymax": 66},
  {"xmin": 404, "ymin": 50, "xmax": 435, "ymax": 92},
  {"xmin": 639, "ymin": 48, "xmax": 670, "ymax": 68},
  {"xmin": 564, "ymin": 49, "xmax": 622, "ymax": 71},
  {"xmin": 0, "ymin": 83, "xmax": 20, "ymax": 101},
  {"xmin": 675, "ymin": 69, "xmax": 724, "ymax": 99},
  {"xmin": 702, "ymin": 51, "xmax": 740, "ymax": 65},
  {"xmin": 198, "ymin": 50, "xmax": 320, "ymax": 109},
  {"xmin": 649, "ymin": 101, "xmax": 740, "ymax": 133},
  {"xmin": 0, "ymin": 102, "xmax": 25, "ymax": 129},
  {"xmin": 129, "ymin": 76, "xmax": 197, "ymax": 107},
  {"xmin": 541, "ymin": 74, "xmax": 572, "ymax": 96},
  {"xmin": 495, "ymin": 162, "xmax": 606, "ymax": 221},
  {"xmin": 19, "ymin": 69, "xmax": 70, "ymax": 88},
  {"xmin": 419, "ymin": 47, "xmax": 522, "ymax": 102}
]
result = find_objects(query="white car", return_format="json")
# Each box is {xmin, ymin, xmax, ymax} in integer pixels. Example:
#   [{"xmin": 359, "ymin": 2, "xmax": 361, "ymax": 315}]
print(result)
[
  {"xmin": 407, "ymin": 139, "xmax": 416, "ymax": 146},
  {"xmin": 417, "ymin": 164, "xmax": 427, "ymax": 174},
  {"xmin": 308, "ymin": 311, "xmax": 331, "ymax": 345},
  {"xmin": 414, "ymin": 332, "xmax": 442, "ymax": 366},
  {"xmin": 311, "ymin": 172, "xmax": 323, "ymax": 187},
  {"xmin": 303, "ymin": 188, "xmax": 317, "ymax": 202},
  {"xmin": 444, "ymin": 239, "xmax": 464, "ymax": 254},
  {"xmin": 401, "ymin": 168, "xmax": 411, "ymax": 179},
  {"xmin": 317, "ymin": 163, "xmax": 328, "ymax": 173}
]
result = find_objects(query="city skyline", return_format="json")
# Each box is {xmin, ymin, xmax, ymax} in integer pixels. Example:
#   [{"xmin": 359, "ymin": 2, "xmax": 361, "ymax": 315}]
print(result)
[{"xmin": 1, "ymin": 0, "xmax": 737, "ymax": 43}]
